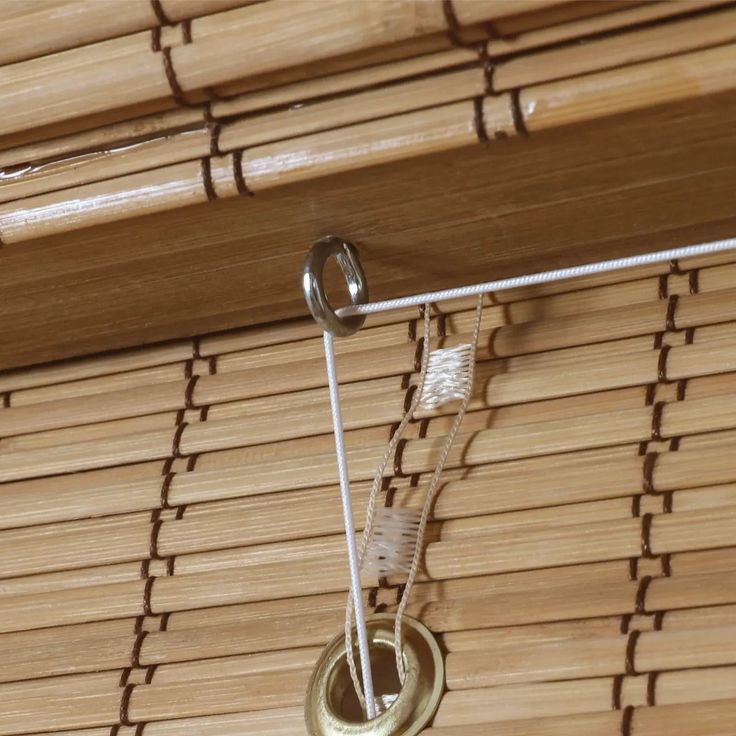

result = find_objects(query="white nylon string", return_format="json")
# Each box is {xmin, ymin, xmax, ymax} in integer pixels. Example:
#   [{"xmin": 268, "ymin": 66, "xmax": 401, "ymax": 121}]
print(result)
[
  {"xmin": 323, "ymin": 331, "xmax": 376, "ymax": 720},
  {"xmin": 337, "ymin": 237, "xmax": 736, "ymax": 317}
]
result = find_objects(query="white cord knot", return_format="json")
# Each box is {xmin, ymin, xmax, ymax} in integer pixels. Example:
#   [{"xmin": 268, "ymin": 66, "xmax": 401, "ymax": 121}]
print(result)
[
  {"xmin": 363, "ymin": 506, "xmax": 421, "ymax": 578},
  {"xmin": 418, "ymin": 344, "xmax": 474, "ymax": 410}
]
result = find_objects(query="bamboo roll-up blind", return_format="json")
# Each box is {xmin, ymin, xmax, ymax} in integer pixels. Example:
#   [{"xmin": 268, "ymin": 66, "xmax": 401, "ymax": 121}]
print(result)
[
  {"xmin": 0, "ymin": 1, "xmax": 734, "ymax": 245},
  {"xmin": 2, "ymin": 247, "xmax": 736, "ymax": 734}
]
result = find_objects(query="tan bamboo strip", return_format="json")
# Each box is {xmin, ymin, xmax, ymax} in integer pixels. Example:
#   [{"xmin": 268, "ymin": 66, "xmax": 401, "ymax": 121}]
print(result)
[
  {"xmin": 0, "ymin": 667, "xmax": 310, "ymax": 734},
  {"xmin": 4, "ymin": 6, "xmax": 735, "ymax": 206},
  {"xmin": 434, "ymin": 673, "xmax": 736, "ymax": 727},
  {"xmin": 445, "ymin": 624, "xmax": 736, "ymax": 689},
  {"xmin": 0, "ymin": 339, "xmax": 192, "ymax": 395},
  {"xmin": 2, "ymin": 471, "xmax": 733, "ymax": 581},
  {"xmin": 0, "ymin": 0, "xmax": 257, "ymax": 67},
  {"xmin": 427, "ymin": 698, "xmax": 736, "ymax": 735},
  {"xmin": 0, "ymin": 551, "xmax": 713, "ymax": 685},
  {"xmin": 2, "ymin": 370, "xmax": 734, "ymax": 482},
  {"xmin": 1, "ymin": 40, "xmax": 734, "ymax": 243},
  {"xmin": 0, "ymin": 505, "xmax": 735, "ymax": 635},
  {"xmin": 0, "ymin": 0, "xmax": 556, "ymax": 139}
]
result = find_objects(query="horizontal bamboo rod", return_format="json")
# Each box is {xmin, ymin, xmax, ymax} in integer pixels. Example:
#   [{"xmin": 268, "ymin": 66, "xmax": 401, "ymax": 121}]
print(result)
[
  {"xmin": 0, "ymin": 504, "xmax": 734, "ymax": 634},
  {"xmin": 0, "ymin": 0, "xmax": 556, "ymax": 139},
  {"xmin": 5, "ymin": 624, "xmax": 736, "ymax": 733},
  {"xmin": 1, "ymin": 467, "xmax": 733, "ymax": 581},
  {"xmin": 0, "ymin": 1, "xmax": 724, "ymax": 171},
  {"xmin": 6, "ymin": 6, "xmax": 734, "ymax": 205},
  {"xmin": 426, "ymin": 697, "xmax": 736, "ymax": 735},
  {"xmin": 0, "ymin": 0, "xmax": 256, "ymax": 67},
  {"xmin": 2, "ymin": 41, "xmax": 734, "ymax": 243}
]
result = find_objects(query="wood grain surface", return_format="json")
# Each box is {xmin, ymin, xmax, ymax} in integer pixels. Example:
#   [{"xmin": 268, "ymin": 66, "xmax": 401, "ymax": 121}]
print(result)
[{"xmin": 1, "ymin": 89, "xmax": 735, "ymax": 370}]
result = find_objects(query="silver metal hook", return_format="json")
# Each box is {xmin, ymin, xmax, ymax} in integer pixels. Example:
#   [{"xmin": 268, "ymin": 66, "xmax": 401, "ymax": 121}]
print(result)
[{"xmin": 302, "ymin": 236, "xmax": 368, "ymax": 336}]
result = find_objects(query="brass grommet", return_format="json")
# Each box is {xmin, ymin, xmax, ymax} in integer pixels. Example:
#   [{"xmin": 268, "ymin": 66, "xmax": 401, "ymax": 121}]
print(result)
[{"xmin": 305, "ymin": 614, "xmax": 444, "ymax": 735}]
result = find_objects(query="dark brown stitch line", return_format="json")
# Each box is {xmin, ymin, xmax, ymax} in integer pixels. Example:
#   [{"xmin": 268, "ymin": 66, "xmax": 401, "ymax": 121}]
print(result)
[
  {"xmin": 393, "ymin": 438, "xmax": 409, "ymax": 478},
  {"xmin": 135, "ymin": 721, "xmax": 147, "ymax": 735},
  {"xmin": 384, "ymin": 486, "xmax": 396, "ymax": 507},
  {"xmin": 640, "ymin": 513, "xmax": 655, "ymax": 559},
  {"xmin": 395, "ymin": 583, "xmax": 407, "ymax": 604},
  {"xmin": 368, "ymin": 589, "xmax": 378, "ymax": 608},
  {"xmin": 650, "ymin": 401, "xmax": 665, "ymax": 442},
  {"xmin": 625, "ymin": 629, "xmax": 640, "ymax": 676},
  {"xmin": 161, "ymin": 46, "xmax": 198, "ymax": 108},
  {"xmin": 478, "ymin": 43, "xmax": 497, "ymax": 97},
  {"xmin": 657, "ymin": 273, "xmax": 668, "ymax": 300},
  {"xmin": 175, "ymin": 407, "xmax": 185, "ymax": 425},
  {"xmin": 675, "ymin": 379, "xmax": 687, "ymax": 402},
  {"xmin": 140, "ymin": 558, "xmax": 151, "ymax": 579},
  {"xmin": 669, "ymin": 259, "xmax": 682, "ymax": 275},
  {"xmin": 630, "ymin": 495, "xmax": 641, "ymax": 518},
  {"xmin": 119, "ymin": 683, "xmax": 136, "ymax": 726},
  {"xmin": 619, "ymin": 614, "xmax": 632, "ymax": 635},
  {"xmin": 184, "ymin": 357, "xmax": 194, "ymax": 380},
  {"xmin": 621, "ymin": 705, "xmax": 635, "ymax": 736},
  {"xmin": 646, "ymin": 671, "xmax": 658, "ymax": 706},
  {"xmin": 612, "ymin": 674, "xmax": 624, "ymax": 710},
  {"xmin": 2, "ymin": 392, "xmax": 9, "ymax": 408},
  {"xmin": 181, "ymin": 18, "xmax": 192, "ymax": 44},
  {"xmin": 642, "ymin": 451, "xmax": 658, "ymax": 495},
  {"xmin": 635, "ymin": 575, "xmax": 652, "ymax": 615},
  {"xmin": 232, "ymin": 150, "xmax": 255, "ymax": 197},
  {"xmin": 473, "ymin": 97, "xmax": 489, "ymax": 144},
  {"xmin": 628, "ymin": 557, "xmax": 638, "ymax": 582},
  {"xmin": 662, "ymin": 489, "xmax": 673, "ymax": 514},
  {"xmin": 200, "ymin": 157, "xmax": 218, "ymax": 202},
  {"xmin": 159, "ymin": 612, "xmax": 171, "ymax": 631},
  {"xmin": 160, "ymin": 472, "xmax": 174, "ymax": 509},
  {"xmin": 145, "ymin": 665, "xmax": 158, "ymax": 684},
  {"xmin": 653, "ymin": 610, "xmax": 666, "ymax": 630},
  {"xmin": 441, "ymin": 0, "xmax": 466, "ymax": 47},
  {"xmin": 150, "ymin": 0, "xmax": 171, "ymax": 25},
  {"xmin": 665, "ymin": 294, "xmax": 679, "ymax": 332},
  {"xmin": 688, "ymin": 269, "xmax": 700, "ymax": 295},
  {"xmin": 172, "ymin": 421, "xmax": 187, "ymax": 458},
  {"xmin": 150, "ymin": 26, "xmax": 162, "ymax": 52},
  {"xmin": 510, "ymin": 89, "xmax": 528, "ymax": 137},
  {"xmin": 149, "ymin": 518, "xmax": 163, "ymax": 560},
  {"xmin": 192, "ymin": 336, "xmax": 202, "ymax": 360},
  {"xmin": 131, "ymin": 630, "xmax": 149, "ymax": 668},
  {"xmin": 412, "ymin": 337, "xmax": 424, "ymax": 373},
  {"xmin": 184, "ymin": 374, "xmax": 199, "ymax": 410},
  {"xmin": 143, "ymin": 576, "xmax": 156, "ymax": 616},
  {"xmin": 660, "ymin": 551, "xmax": 672, "ymax": 576},
  {"xmin": 656, "ymin": 344, "xmax": 671, "ymax": 383},
  {"xmin": 186, "ymin": 453, "xmax": 200, "ymax": 471},
  {"xmin": 403, "ymin": 384, "xmax": 418, "ymax": 413},
  {"xmin": 203, "ymin": 103, "xmax": 222, "ymax": 156}
]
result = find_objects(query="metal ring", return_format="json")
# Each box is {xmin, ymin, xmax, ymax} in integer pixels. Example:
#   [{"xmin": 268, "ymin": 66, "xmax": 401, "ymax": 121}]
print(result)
[{"xmin": 303, "ymin": 236, "xmax": 368, "ymax": 337}]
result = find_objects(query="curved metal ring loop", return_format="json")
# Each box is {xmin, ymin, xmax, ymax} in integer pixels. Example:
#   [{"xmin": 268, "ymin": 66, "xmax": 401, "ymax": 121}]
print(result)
[{"xmin": 303, "ymin": 236, "xmax": 368, "ymax": 337}]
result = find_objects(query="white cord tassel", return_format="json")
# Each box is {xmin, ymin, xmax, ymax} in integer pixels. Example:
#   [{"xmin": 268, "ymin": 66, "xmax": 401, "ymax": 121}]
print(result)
[
  {"xmin": 418, "ymin": 344, "xmax": 474, "ymax": 410},
  {"xmin": 374, "ymin": 693, "xmax": 399, "ymax": 714},
  {"xmin": 363, "ymin": 507, "xmax": 421, "ymax": 578}
]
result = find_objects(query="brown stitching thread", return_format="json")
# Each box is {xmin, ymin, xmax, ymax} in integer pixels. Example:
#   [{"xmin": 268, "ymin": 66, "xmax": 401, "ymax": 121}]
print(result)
[
  {"xmin": 510, "ymin": 89, "xmax": 528, "ymax": 137},
  {"xmin": 473, "ymin": 96, "xmax": 489, "ymax": 144},
  {"xmin": 688, "ymin": 269, "xmax": 700, "ymax": 295},
  {"xmin": 119, "ymin": 683, "xmax": 136, "ymax": 726},
  {"xmin": 621, "ymin": 705, "xmax": 635, "ymax": 736},
  {"xmin": 642, "ymin": 452, "xmax": 658, "ymax": 495},
  {"xmin": 172, "ymin": 421, "xmax": 187, "ymax": 458},
  {"xmin": 159, "ymin": 612, "xmax": 171, "ymax": 632},
  {"xmin": 186, "ymin": 453, "xmax": 200, "ymax": 471},
  {"xmin": 232, "ymin": 150, "xmax": 255, "ymax": 197},
  {"xmin": 635, "ymin": 575, "xmax": 652, "ymax": 615},
  {"xmin": 150, "ymin": 26, "xmax": 162, "ymax": 52},
  {"xmin": 184, "ymin": 374, "xmax": 199, "ymax": 410},
  {"xmin": 149, "ymin": 519, "xmax": 163, "ymax": 560},
  {"xmin": 646, "ymin": 671, "xmax": 658, "ymax": 706},
  {"xmin": 393, "ymin": 438, "xmax": 409, "ymax": 478},
  {"xmin": 612, "ymin": 674, "xmax": 624, "ymax": 710},
  {"xmin": 403, "ymin": 384, "xmax": 418, "ymax": 413},
  {"xmin": 657, "ymin": 274, "xmax": 668, "ymax": 300},
  {"xmin": 203, "ymin": 103, "xmax": 222, "ymax": 157},
  {"xmin": 200, "ymin": 158, "xmax": 218, "ymax": 202},
  {"xmin": 161, "ymin": 46, "xmax": 198, "ymax": 108},
  {"xmin": 143, "ymin": 576, "xmax": 156, "ymax": 616},
  {"xmin": 412, "ymin": 338, "xmax": 424, "ymax": 373},
  {"xmin": 628, "ymin": 557, "xmax": 638, "ymax": 582},
  {"xmin": 656, "ymin": 344, "xmax": 671, "ymax": 383},
  {"xmin": 669, "ymin": 259, "xmax": 682, "ymax": 275},
  {"xmin": 160, "ymin": 472, "xmax": 175, "ymax": 509},
  {"xmin": 441, "ymin": 0, "xmax": 466, "ymax": 47},
  {"xmin": 436, "ymin": 313, "xmax": 447, "ymax": 338},
  {"xmin": 665, "ymin": 294, "xmax": 679, "ymax": 332},
  {"xmin": 395, "ymin": 583, "xmax": 407, "ymax": 604},
  {"xmin": 653, "ymin": 611, "xmax": 666, "ymax": 630},
  {"xmin": 384, "ymin": 486, "xmax": 396, "ymax": 508},
  {"xmin": 625, "ymin": 630, "xmax": 640, "ymax": 676},
  {"xmin": 619, "ymin": 614, "xmax": 632, "ymax": 635},
  {"xmin": 181, "ymin": 18, "xmax": 192, "ymax": 44},
  {"xmin": 2, "ymin": 392, "xmax": 9, "ymax": 408},
  {"xmin": 368, "ymin": 589, "xmax": 378, "ymax": 608},
  {"xmin": 131, "ymin": 630, "xmax": 149, "ymax": 668},
  {"xmin": 650, "ymin": 401, "xmax": 665, "ymax": 441},
  {"xmin": 192, "ymin": 336, "xmax": 202, "ymax": 360},
  {"xmin": 150, "ymin": 0, "xmax": 171, "ymax": 25},
  {"xmin": 478, "ymin": 43, "xmax": 497, "ymax": 97},
  {"xmin": 640, "ymin": 513, "xmax": 655, "ymax": 559}
]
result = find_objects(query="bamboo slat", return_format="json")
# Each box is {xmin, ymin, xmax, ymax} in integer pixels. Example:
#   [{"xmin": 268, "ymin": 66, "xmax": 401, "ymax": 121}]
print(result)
[{"xmin": 2, "ymin": 40, "xmax": 734, "ymax": 243}]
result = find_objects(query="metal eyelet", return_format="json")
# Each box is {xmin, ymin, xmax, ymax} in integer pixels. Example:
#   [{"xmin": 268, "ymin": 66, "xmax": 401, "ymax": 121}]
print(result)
[{"xmin": 302, "ymin": 236, "xmax": 368, "ymax": 337}]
